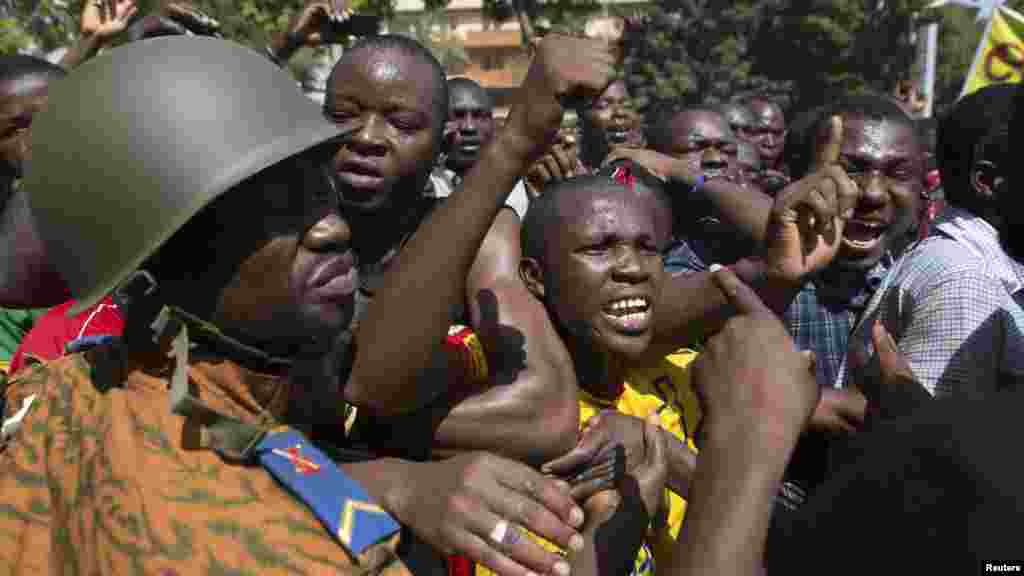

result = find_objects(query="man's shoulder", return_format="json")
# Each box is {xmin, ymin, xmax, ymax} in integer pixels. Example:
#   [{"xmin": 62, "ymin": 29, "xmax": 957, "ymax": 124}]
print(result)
[{"xmin": 894, "ymin": 235, "xmax": 1004, "ymax": 287}]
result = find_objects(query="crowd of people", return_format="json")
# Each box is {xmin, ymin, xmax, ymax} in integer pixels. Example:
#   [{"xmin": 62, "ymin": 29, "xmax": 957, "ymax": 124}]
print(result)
[{"xmin": 0, "ymin": 0, "xmax": 1021, "ymax": 574}]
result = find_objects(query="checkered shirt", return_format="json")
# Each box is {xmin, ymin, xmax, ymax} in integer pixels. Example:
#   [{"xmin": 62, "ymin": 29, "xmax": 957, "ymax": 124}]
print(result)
[
  {"xmin": 836, "ymin": 207, "xmax": 1024, "ymax": 397},
  {"xmin": 663, "ymin": 237, "xmax": 891, "ymax": 386}
]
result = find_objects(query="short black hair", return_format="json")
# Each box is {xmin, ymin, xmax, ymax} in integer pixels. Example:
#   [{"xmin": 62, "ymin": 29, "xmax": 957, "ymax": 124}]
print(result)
[
  {"xmin": 645, "ymin": 105, "xmax": 723, "ymax": 154},
  {"xmin": 0, "ymin": 54, "xmax": 65, "ymax": 87},
  {"xmin": 789, "ymin": 94, "xmax": 919, "ymax": 178},
  {"xmin": 733, "ymin": 93, "xmax": 781, "ymax": 111},
  {"xmin": 329, "ymin": 35, "xmax": 448, "ymax": 139},
  {"xmin": 447, "ymin": 76, "xmax": 492, "ymax": 111},
  {"xmin": 938, "ymin": 84, "xmax": 1020, "ymax": 213},
  {"xmin": 522, "ymin": 161, "xmax": 671, "ymax": 264}
]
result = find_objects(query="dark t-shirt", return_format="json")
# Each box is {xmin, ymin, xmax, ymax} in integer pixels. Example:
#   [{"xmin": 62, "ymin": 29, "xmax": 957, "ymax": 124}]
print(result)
[{"xmin": 766, "ymin": 389, "xmax": 1024, "ymax": 574}]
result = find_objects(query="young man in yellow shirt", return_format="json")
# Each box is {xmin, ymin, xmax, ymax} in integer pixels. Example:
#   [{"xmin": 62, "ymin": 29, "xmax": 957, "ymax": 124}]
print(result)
[{"xmin": 477, "ymin": 161, "xmax": 700, "ymax": 576}]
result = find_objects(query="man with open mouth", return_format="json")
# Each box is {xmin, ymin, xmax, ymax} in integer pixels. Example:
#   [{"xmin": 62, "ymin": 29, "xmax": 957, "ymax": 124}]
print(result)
[
  {"xmin": 578, "ymin": 80, "xmax": 643, "ymax": 173},
  {"xmin": 511, "ymin": 163, "xmax": 701, "ymax": 576},
  {"xmin": 837, "ymin": 84, "xmax": 1024, "ymax": 399},
  {"xmin": 607, "ymin": 94, "xmax": 923, "ymax": 521}
]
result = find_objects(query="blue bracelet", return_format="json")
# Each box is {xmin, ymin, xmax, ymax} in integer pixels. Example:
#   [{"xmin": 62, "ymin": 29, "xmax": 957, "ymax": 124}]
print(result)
[{"xmin": 690, "ymin": 174, "xmax": 706, "ymax": 194}]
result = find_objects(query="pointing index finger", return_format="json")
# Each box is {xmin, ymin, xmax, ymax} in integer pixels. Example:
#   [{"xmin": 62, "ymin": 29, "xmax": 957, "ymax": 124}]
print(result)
[
  {"xmin": 813, "ymin": 115, "xmax": 843, "ymax": 172},
  {"xmin": 709, "ymin": 264, "xmax": 771, "ymax": 318}
]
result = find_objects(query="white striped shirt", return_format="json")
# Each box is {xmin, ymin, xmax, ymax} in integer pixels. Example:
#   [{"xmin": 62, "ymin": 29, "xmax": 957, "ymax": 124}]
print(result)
[{"xmin": 838, "ymin": 207, "xmax": 1024, "ymax": 397}]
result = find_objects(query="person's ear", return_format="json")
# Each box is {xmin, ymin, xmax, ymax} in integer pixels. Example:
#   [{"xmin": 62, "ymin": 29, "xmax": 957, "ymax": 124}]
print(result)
[
  {"xmin": 971, "ymin": 160, "xmax": 1003, "ymax": 200},
  {"xmin": 519, "ymin": 257, "xmax": 546, "ymax": 300}
]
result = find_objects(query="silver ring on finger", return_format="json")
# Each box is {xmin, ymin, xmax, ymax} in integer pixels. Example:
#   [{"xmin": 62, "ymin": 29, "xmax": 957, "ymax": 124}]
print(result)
[{"xmin": 488, "ymin": 519, "xmax": 523, "ymax": 547}]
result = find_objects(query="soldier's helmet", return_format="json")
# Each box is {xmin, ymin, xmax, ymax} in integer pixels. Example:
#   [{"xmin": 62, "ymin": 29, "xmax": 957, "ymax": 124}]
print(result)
[{"xmin": 24, "ymin": 36, "xmax": 349, "ymax": 316}]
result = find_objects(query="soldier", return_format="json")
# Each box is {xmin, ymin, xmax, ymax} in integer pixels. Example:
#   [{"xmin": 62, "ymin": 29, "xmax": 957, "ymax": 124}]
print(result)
[{"xmin": 0, "ymin": 36, "xmax": 618, "ymax": 576}]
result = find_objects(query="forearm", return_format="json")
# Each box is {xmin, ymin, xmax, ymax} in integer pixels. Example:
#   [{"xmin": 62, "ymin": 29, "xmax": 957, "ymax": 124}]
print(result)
[
  {"xmin": 431, "ymin": 366, "xmax": 579, "ymax": 466},
  {"xmin": 453, "ymin": 219, "xmax": 580, "ymax": 464},
  {"xmin": 663, "ymin": 429, "xmax": 696, "ymax": 499},
  {"xmin": 646, "ymin": 261, "xmax": 797, "ymax": 359},
  {"xmin": 671, "ymin": 177, "xmax": 773, "ymax": 244},
  {"xmin": 669, "ymin": 428, "xmax": 796, "ymax": 576},
  {"xmin": 58, "ymin": 34, "xmax": 104, "ymax": 69},
  {"xmin": 342, "ymin": 458, "xmax": 413, "ymax": 517},
  {"xmin": 350, "ymin": 132, "xmax": 535, "ymax": 415}
]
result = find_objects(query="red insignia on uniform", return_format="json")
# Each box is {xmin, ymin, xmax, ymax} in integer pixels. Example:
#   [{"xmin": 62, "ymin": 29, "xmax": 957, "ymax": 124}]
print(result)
[{"xmin": 272, "ymin": 445, "xmax": 321, "ymax": 476}]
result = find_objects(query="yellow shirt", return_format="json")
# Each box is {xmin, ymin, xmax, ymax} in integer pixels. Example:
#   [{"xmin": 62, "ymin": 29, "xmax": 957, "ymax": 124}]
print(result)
[{"xmin": 477, "ymin": 349, "xmax": 701, "ymax": 576}]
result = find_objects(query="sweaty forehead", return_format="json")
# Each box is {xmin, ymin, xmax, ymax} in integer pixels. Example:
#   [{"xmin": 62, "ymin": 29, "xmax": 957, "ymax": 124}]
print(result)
[
  {"xmin": 838, "ymin": 114, "xmax": 920, "ymax": 162},
  {"xmin": 557, "ymin": 186, "xmax": 657, "ymax": 235},
  {"xmin": 722, "ymin": 104, "xmax": 754, "ymax": 125},
  {"xmin": 449, "ymin": 84, "xmax": 491, "ymax": 111},
  {"xmin": 670, "ymin": 111, "xmax": 730, "ymax": 142},
  {"xmin": 330, "ymin": 49, "xmax": 436, "ymax": 112}
]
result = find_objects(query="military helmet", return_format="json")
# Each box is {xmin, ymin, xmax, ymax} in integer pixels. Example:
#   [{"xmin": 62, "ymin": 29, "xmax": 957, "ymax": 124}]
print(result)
[{"xmin": 24, "ymin": 36, "xmax": 348, "ymax": 316}]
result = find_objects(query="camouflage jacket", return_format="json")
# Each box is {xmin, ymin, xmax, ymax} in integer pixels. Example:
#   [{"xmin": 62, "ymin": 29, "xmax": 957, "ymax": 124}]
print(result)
[{"xmin": 0, "ymin": 342, "xmax": 413, "ymax": 575}]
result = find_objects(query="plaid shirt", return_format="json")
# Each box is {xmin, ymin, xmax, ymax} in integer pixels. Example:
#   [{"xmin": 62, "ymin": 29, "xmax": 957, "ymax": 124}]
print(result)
[
  {"xmin": 837, "ymin": 207, "xmax": 1024, "ymax": 397},
  {"xmin": 664, "ymin": 237, "xmax": 892, "ymax": 386}
]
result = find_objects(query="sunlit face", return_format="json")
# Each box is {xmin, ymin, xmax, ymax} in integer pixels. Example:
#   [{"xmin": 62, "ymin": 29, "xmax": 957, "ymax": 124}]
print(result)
[
  {"xmin": 325, "ymin": 48, "xmax": 438, "ymax": 214},
  {"xmin": 541, "ymin": 185, "xmax": 668, "ymax": 360},
  {"xmin": 833, "ymin": 114, "xmax": 923, "ymax": 269}
]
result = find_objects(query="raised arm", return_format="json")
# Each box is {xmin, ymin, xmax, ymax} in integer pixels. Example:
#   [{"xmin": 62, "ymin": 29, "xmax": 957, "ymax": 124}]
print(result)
[
  {"xmin": 347, "ymin": 35, "xmax": 618, "ymax": 415},
  {"xmin": 669, "ymin": 268, "xmax": 819, "ymax": 576},
  {"xmin": 424, "ymin": 209, "xmax": 579, "ymax": 465},
  {"xmin": 58, "ymin": 0, "xmax": 137, "ymax": 69}
]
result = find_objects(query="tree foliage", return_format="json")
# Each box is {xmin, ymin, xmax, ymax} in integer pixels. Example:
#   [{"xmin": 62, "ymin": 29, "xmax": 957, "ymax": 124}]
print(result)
[
  {"xmin": 0, "ymin": 0, "xmax": 416, "ymax": 58},
  {"xmin": 752, "ymin": 0, "xmax": 930, "ymax": 111},
  {"xmin": 620, "ymin": 0, "xmax": 793, "ymax": 117}
]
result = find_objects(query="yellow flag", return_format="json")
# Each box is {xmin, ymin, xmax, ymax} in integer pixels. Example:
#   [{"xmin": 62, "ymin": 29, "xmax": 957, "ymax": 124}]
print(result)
[{"xmin": 962, "ymin": 6, "xmax": 1024, "ymax": 97}]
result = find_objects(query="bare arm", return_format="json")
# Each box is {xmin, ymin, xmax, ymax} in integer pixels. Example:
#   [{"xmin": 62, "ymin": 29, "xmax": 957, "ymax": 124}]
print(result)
[
  {"xmin": 346, "ymin": 131, "xmax": 534, "ymax": 415},
  {"xmin": 670, "ymin": 427, "xmax": 792, "ymax": 575},
  {"xmin": 346, "ymin": 35, "xmax": 617, "ymax": 416},
  {"xmin": 661, "ymin": 427, "xmax": 696, "ymax": 498},
  {"xmin": 667, "ymin": 267, "xmax": 819, "ymax": 576},
  {"xmin": 424, "ymin": 209, "xmax": 579, "ymax": 466},
  {"xmin": 642, "ymin": 259, "xmax": 800, "ymax": 361}
]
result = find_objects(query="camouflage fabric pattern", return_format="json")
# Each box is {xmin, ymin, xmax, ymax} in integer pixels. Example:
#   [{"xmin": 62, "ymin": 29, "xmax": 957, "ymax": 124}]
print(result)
[{"xmin": 0, "ymin": 345, "xmax": 412, "ymax": 575}]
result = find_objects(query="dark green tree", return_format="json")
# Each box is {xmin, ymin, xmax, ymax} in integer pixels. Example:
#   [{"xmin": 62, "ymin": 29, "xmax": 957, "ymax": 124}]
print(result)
[
  {"xmin": 619, "ymin": 0, "xmax": 793, "ymax": 119},
  {"xmin": 752, "ymin": 0, "xmax": 931, "ymax": 111},
  {"xmin": 0, "ymin": 0, "xmax": 435, "ymax": 60}
]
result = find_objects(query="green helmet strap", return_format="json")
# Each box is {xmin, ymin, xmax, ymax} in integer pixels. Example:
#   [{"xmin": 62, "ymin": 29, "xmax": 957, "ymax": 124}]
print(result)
[{"xmin": 151, "ymin": 306, "xmax": 271, "ymax": 463}]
